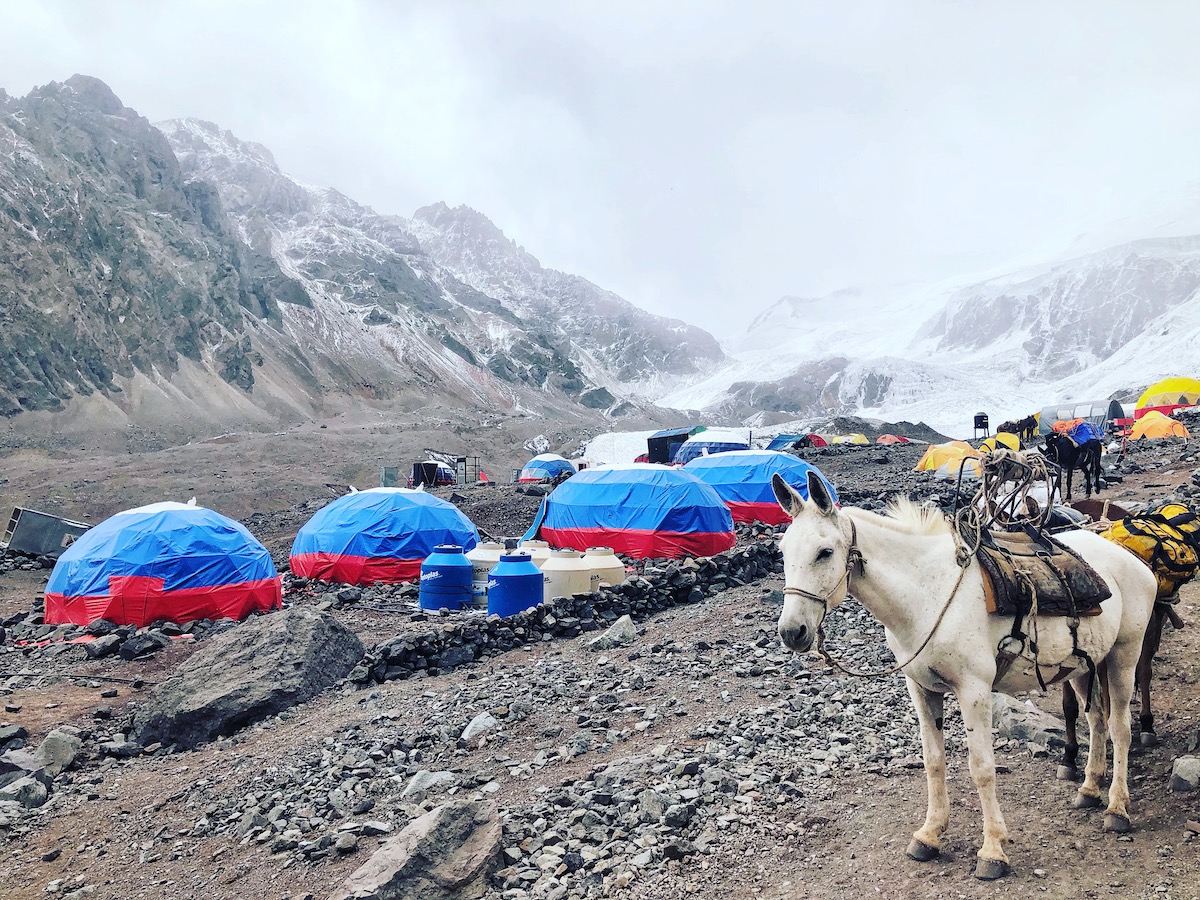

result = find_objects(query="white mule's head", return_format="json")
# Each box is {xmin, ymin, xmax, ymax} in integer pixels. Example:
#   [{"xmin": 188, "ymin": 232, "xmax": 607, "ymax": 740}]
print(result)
[{"xmin": 773, "ymin": 470, "xmax": 850, "ymax": 654}]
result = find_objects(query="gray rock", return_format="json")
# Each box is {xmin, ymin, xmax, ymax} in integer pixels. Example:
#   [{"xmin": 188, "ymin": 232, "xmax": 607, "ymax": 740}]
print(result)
[
  {"xmin": 100, "ymin": 740, "xmax": 142, "ymax": 759},
  {"xmin": 461, "ymin": 712, "xmax": 498, "ymax": 743},
  {"xmin": 35, "ymin": 729, "xmax": 81, "ymax": 777},
  {"xmin": 0, "ymin": 775, "xmax": 48, "ymax": 808},
  {"xmin": 401, "ymin": 770, "xmax": 455, "ymax": 799},
  {"xmin": 119, "ymin": 631, "xmax": 170, "ymax": 661},
  {"xmin": 991, "ymin": 692, "xmax": 1065, "ymax": 748},
  {"xmin": 83, "ymin": 634, "xmax": 122, "ymax": 659},
  {"xmin": 587, "ymin": 615, "xmax": 636, "ymax": 652},
  {"xmin": 328, "ymin": 800, "xmax": 501, "ymax": 900},
  {"xmin": 1170, "ymin": 756, "xmax": 1200, "ymax": 792},
  {"xmin": 131, "ymin": 609, "xmax": 363, "ymax": 750}
]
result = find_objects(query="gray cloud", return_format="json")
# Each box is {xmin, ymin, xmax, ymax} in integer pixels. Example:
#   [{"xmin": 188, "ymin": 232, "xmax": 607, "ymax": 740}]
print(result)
[{"xmin": 5, "ymin": 1, "xmax": 1200, "ymax": 332}]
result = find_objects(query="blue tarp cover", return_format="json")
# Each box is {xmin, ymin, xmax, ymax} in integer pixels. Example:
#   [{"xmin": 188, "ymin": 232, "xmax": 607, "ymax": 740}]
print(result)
[
  {"xmin": 47, "ymin": 502, "xmax": 276, "ymax": 598},
  {"xmin": 683, "ymin": 450, "xmax": 838, "ymax": 505},
  {"xmin": 523, "ymin": 464, "xmax": 732, "ymax": 541},
  {"xmin": 291, "ymin": 488, "xmax": 478, "ymax": 561}
]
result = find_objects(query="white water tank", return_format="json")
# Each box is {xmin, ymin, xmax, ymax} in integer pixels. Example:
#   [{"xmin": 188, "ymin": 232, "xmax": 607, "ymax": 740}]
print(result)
[
  {"xmin": 584, "ymin": 547, "xmax": 627, "ymax": 589},
  {"xmin": 541, "ymin": 549, "xmax": 591, "ymax": 602}
]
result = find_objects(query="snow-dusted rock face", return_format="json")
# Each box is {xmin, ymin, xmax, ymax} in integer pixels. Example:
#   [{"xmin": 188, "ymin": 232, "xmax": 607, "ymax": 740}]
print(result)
[
  {"xmin": 0, "ymin": 76, "xmax": 299, "ymax": 417},
  {"xmin": 409, "ymin": 202, "xmax": 724, "ymax": 382},
  {"xmin": 670, "ymin": 238, "xmax": 1200, "ymax": 435},
  {"xmin": 159, "ymin": 116, "xmax": 722, "ymax": 414}
]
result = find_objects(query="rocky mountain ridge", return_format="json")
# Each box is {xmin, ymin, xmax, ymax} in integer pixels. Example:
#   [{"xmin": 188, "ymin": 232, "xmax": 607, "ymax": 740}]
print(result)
[{"xmin": 0, "ymin": 76, "xmax": 724, "ymax": 437}]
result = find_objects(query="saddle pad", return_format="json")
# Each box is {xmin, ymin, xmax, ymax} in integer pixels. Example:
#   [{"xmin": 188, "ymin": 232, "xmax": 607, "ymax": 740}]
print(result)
[{"xmin": 976, "ymin": 529, "xmax": 1111, "ymax": 618}]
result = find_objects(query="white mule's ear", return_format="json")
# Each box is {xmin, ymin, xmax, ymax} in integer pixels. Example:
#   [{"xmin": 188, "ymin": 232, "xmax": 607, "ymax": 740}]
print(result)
[
  {"xmin": 807, "ymin": 470, "xmax": 836, "ymax": 517},
  {"xmin": 772, "ymin": 472, "xmax": 805, "ymax": 518}
]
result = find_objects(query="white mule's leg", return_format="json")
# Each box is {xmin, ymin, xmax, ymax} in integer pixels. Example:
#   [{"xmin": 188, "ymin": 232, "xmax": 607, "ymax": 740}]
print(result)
[
  {"xmin": 1102, "ymin": 661, "xmax": 1136, "ymax": 832},
  {"xmin": 905, "ymin": 677, "xmax": 948, "ymax": 860},
  {"xmin": 958, "ymin": 681, "xmax": 1009, "ymax": 879},
  {"xmin": 1073, "ymin": 677, "xmax": 1109, "ymax": 808}
]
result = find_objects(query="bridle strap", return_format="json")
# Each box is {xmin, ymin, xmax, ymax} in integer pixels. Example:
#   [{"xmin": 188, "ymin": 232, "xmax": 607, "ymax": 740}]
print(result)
[
  {"xmin": 782, "ymin": 521, "xmax": 862, "ymax": 609},
  {"xmin": 782, "ymin": 518, "xmax": 973, "ymax": 679}
]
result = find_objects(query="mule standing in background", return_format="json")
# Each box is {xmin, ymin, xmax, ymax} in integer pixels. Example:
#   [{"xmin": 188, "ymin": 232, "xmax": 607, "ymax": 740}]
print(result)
[
  {"xmin": 997, "ymin": 414, "xmax": 1037, "ymax": 444},
  {"xmin": 1043, "ymin": 432, "xmax": 1103, "ymax": 499},
  {"xmin": 772, "ymin": 471, "xmax": 1156, "ymax": 880}
]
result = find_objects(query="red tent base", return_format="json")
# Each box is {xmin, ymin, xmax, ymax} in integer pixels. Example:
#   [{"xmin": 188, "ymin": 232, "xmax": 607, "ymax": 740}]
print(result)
[
  {"xmin": 541, "ymin": 526, "xmax": 734, "ymax": 560},
  {"xmin": 290, "ymin": 552, "xmax": 422, "ymax": 586},
  {"xmin": 45, "ymin": 575, "xmax": 282, "ymax": 627}
]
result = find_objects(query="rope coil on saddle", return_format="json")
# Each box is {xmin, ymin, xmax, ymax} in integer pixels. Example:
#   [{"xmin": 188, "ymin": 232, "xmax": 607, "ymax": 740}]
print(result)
[{"xmin": 805, "ymin": 447, "xmax": 1098, "ymax": 694}]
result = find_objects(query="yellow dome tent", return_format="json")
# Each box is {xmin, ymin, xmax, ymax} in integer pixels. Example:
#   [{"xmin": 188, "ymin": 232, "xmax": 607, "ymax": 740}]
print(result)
[
  {"xmin": 1136, "ymin": 377, "xmax": 1200, "ymax": 412},
  {"xmin": 980, "ymin": 433, "xmax": 1020, "ymax": 453},
  {"xmin": 1128, "ymin": 410, "xmax": 1190, "ymax": 440},
  {"xmin": 916, "ymin": 440, "xmax": 980, "ymax": 473}
]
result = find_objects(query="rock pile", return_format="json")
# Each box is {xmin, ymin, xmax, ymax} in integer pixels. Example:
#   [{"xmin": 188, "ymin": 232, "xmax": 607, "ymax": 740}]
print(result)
[
  {"xmin": 0, "ymin": 727, "xmax": 81, "ymax": 825},
  {"xmin": 354, "ymin": 542, "xmax": 781, "ymax": 684}
]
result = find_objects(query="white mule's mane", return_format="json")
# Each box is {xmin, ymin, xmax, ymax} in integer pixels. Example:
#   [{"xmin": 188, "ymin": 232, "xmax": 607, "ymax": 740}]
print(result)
[{"xmin": 845, "ymin": 497, "xmax": 950, "ymax": 536}]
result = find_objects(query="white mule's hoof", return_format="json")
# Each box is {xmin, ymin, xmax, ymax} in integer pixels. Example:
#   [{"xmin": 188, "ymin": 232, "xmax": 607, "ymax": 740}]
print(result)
[
  {"xmin": 974, "ymin": 858, "xmax": 1010, "ymax": 880},
  {"xmin": 1072, "ymin": 792, "xmax": 1102, "ymax": 810},
  {"xmin": 1104, "ymin": 813, "xmax": 1132, "ymax": 834},
  {"xmin": 1056, "ymin": 764, "xmax": 1081, "ymax": 782},
  {"xmin": 906, "ymin": 838, "xmax": 939, "ymax": 862}
]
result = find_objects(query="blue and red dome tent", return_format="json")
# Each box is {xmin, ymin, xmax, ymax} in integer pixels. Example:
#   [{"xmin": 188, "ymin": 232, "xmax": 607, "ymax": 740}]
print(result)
[
  {"xmin": 290, "ymin": 488, "xmax": 479, "ymax": 585},
  {"xmin": 671, "ymin": 430, "xmax": 751, "ymax": 465},
  {"xmin": 44, "ymin": 501, "xmax": 281, "ymax": 627},
  {"xmin": 519, "ymin": 453, "xmax": 576, "ymax": 482},
  {"xmin": 523, "ymin": 464, "xmax": 735, "ymax": 559},
  {"xmin": 683, "ymin": 450, "xmax": 838, "ymax": 526}
]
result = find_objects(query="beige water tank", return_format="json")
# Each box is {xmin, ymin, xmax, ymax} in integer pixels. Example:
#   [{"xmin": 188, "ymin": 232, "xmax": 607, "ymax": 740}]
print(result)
[
  {"xmin": 465, "ymin": 542, "xmax": 504, "ymax": 607},
  {"xmin": 584, "ymin": 547, "xmax": 626, "ymax": 588},
  {"xmin": 541, "ymin": 549, "xmax": 591, "ymax": 602},
  {"xmin": 518, "ymin": 539, "xmax": 552, "ymax": 569}
]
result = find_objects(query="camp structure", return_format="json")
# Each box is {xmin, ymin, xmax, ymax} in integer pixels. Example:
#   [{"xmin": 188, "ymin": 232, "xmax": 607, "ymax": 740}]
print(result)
[
  {"xmin": 523, "ymin": 464, "xmax": 735, "ymax": 559},
  {"xmin": 1037, "ymin": 399, "xmax": 1127, "ymax": 436},
  {"xmin": 766, "ymin": 433, "xmax": 826, "ymax": 450},
  {"xmin": 683, "ymin": 450, "xmax": 838, "ymax": 526},
  {"xmin": 979, "ymin": 432, "xmax": 1020, "ymax": 453},
  {"xmin": 826, "ymin": 433, "xmax": 869, "ymax": 445},
  {"xmin": 1135, "ymin": 377, "xmax": 1200, "ymax": 418},
  {"xmin": 875, "ymin": 434, "xmax": 912, "ymax": 445},
  {"xmin": 646, "ymin": 426, "xmax": 705, "ymax": 464},
  {"xmin": 409, "ymin": 460, "xmax": 457, "ymax": 487},
  {"xmin": 1128, "ymin": 410, "xmax": 1190, "ymax": 440},
  {"xmin": 44, "ymin": 501, "xmax": 281, "ymax": 627},
  {"xmin": 671, "ymin": 429, "xmax": 751, "ymax": 465},
  {"xmin": 915, "ymin": 440, "xmax": 981, "ymax": 479},
  {"xmin": 519, "ymin": 453, "xmax": 576, "ymax": 482},
  {"xmin": 290, "ymin": 488, "xmax": 479, "ymax": 585}
]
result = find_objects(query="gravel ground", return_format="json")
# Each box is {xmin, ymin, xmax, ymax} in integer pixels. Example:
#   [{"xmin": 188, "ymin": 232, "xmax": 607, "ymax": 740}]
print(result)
[{"xmin": 3, "ymin": 436, "xmax": 1200, "ymax": 899}]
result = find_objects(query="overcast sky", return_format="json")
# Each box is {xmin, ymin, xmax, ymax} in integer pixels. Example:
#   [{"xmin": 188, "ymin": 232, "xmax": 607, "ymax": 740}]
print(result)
[{"xmin": 6, "ymin": 1, "xmax": 1200, "ymax": 333}]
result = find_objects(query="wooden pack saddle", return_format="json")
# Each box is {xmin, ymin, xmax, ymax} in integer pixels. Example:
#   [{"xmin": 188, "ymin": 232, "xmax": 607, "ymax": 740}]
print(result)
[{"xmin": 976, "ymin": 528, "xmax": 1111, "ymax": 619}]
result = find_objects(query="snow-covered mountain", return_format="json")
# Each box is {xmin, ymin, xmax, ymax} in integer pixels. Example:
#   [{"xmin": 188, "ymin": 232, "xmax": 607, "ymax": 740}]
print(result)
[
  {"xmin": 160, "ymin": 117, "xmax": 722, "ymax": 413},
  {"xmin": 667, "ymin": 234, "xmax": 1200, "ymax": 436}
]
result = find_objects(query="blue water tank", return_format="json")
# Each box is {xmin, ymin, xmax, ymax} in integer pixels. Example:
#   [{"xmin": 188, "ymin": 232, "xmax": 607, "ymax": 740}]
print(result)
[
  {"xmin": 419, "ymin": 544, "xmax": 473, "ymax": 611},
  {"xmin": 487, "ymin": 553, "xmax": 544, "ymax": 618}
]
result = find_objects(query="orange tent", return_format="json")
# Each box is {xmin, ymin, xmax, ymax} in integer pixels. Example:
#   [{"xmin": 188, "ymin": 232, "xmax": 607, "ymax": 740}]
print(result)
[{"xmin": 1128, "ymin": 410, "xmax": 1190, "ymax": 440}]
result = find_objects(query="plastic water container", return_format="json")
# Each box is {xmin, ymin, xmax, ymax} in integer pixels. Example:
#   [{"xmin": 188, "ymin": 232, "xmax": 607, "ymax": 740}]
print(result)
[
  {"xmin": 585, "ymin": 547, "xmax": 627, "ymax": 589},
  {"xmin": 518, "ymin": 539, "xmax": 552, "ymax": 569},
  {"xmin": 542, "ymin": 549, "xmax": 592, "ymax": 602},
  {"xmin": 487, "ymin": 553, "xmax": 544, "ymax": 618},
  {"xmin": 465, "ymin": 541, "xmax": 504, "ymax": 608},
  {"xmin": 419, "ymin": 544, "xmax": 473, "ymax": 611}
]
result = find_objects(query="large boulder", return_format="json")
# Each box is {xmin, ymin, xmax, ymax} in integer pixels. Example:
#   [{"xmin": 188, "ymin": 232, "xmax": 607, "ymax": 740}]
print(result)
[
  {"xmin": 991, "ymin": 692, "xmax": 1066, "ymax": 749},
  {"xmin": 328, "ymin": 800, "xmax": 501, "ymax": 900},
  {"xmin": 131, "ymin": 609, "xmax": 363, "ymax": 750}
]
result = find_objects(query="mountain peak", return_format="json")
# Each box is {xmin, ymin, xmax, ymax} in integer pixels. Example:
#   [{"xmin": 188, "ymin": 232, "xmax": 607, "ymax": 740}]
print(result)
[{"xmin": 56, "ymin": 74, "xmax": 128, "ymax": 116}]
